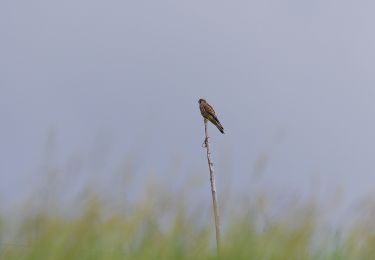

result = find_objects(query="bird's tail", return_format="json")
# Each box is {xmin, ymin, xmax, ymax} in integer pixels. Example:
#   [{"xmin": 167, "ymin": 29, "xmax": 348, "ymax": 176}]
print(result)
[{"xmin": 212, "ymin": 116, "xmax": 225, "ymax": 134}]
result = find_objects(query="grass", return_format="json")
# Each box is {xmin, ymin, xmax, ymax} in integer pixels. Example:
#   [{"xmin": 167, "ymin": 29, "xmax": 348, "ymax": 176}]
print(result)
[
  {"xmin": 2, "ymin": 189, "xmax": 375, "ymax": 259},
  {"xmin": 2, "ymin": 148, "xmax": 375, "ymax": 259}
]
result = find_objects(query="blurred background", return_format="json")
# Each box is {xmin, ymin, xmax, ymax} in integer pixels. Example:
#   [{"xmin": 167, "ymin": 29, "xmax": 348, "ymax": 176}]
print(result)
[{"xmin": 2, "ymin": 0, "xmax": 375, "ymax": 258}]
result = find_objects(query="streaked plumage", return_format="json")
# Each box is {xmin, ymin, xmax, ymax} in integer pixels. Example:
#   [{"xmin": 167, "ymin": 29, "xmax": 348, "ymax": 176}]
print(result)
[{"xmin": 198, "ymin": 98, "xmax": 225, "ymax": 134}]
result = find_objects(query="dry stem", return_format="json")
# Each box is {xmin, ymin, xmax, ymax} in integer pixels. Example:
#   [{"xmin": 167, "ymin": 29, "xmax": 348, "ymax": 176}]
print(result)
[{"xmin": 203, "ymin": 119, "xmax": 221, "ymax": 254}]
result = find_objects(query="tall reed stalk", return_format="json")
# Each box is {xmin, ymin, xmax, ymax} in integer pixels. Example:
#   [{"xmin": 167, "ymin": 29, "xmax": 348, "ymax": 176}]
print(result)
[{"xmin": 202, "ymin": 118, "xmax": 221, "ymax": 254}]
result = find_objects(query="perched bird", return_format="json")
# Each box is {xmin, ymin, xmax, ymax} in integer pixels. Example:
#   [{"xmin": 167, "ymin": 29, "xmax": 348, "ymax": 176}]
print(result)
[{"xmin": 198, "ymin": 98, "xmax": 225, "ymax": 134}]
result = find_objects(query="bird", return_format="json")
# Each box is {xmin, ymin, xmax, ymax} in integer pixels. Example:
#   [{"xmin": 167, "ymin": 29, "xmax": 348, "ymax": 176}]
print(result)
[{"xmin": 198, "ymin": 98, "xmax": 225, "ymax": 134}]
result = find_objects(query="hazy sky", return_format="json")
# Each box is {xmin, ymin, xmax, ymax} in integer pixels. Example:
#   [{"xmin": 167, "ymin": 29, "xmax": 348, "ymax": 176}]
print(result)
[{"xmin": 2, "ymin": 0, "xmax": 375, "ymax": 221}]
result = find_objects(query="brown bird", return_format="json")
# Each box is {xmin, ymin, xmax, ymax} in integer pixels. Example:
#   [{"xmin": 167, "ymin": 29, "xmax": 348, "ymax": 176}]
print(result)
[{"xmin": 198, "ymin": 98, "xmax": 225, "ymax": 134}]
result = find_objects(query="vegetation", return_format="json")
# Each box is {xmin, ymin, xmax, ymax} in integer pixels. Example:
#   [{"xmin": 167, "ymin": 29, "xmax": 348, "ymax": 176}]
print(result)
[
  {"xmin": 2, "ymin": 141, "xmax": 375, "ymax": 259},
  {"xmin": 1, "ymin": 186, "xmax": 375, "ymax": 259}
]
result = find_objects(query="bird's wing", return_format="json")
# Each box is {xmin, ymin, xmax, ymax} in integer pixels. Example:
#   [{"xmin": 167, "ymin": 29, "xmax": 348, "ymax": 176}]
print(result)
[{"xmin": 204, "ymin": 102, "xmax": 216, "ymax": 117}]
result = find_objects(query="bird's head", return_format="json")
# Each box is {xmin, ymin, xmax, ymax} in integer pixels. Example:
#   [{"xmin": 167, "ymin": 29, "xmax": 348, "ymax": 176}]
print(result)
[{"xmin": 198, "ymin": 98, "xmax": 206, "ymax": 104}]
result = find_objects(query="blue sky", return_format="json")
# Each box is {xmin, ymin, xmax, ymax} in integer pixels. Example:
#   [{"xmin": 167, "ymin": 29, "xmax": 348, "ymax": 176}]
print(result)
[{"xmin": 2, "ymin": 0, "xmax": 375, "ymax": 223}]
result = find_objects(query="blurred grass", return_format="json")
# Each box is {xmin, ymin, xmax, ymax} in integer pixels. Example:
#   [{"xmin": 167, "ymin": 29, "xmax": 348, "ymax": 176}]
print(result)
[
  {"xmin": 2, "ymin": 135, "xmax": 375, "ymax": 259},
  {"xmin": 2, "ymin": 190, "xmax": 375, "ymax": 259}
]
